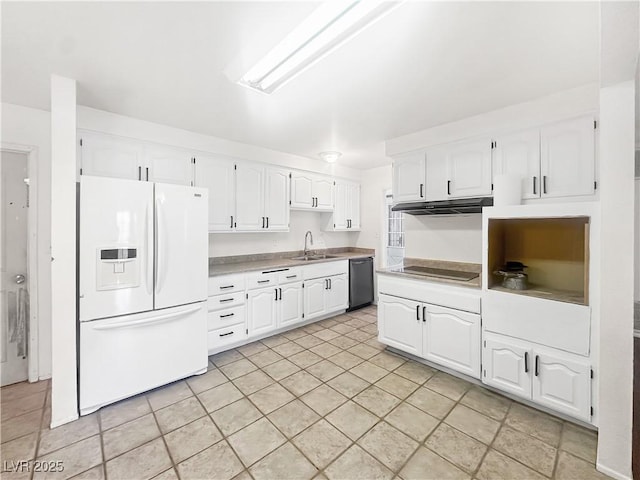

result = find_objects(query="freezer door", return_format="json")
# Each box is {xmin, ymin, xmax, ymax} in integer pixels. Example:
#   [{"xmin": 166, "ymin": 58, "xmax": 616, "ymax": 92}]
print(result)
[
  {"xmin": 79, "ymin": 176, "xmax": 154, "ymax": 321},
  {"xmin": 79, "ymin": 302, "xmax": 207, "ymax": 415},
  {"xmin": 154, "ymin": 183, "xmax": 208, "ymax": 309}
]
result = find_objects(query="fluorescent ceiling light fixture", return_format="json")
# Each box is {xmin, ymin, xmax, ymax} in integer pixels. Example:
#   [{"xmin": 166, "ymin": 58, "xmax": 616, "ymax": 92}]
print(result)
[
  {"xmin": 319, "ymin": 151, "xmax": 342, "ymax": 163},
  {"xmin": 239, "ymin": 0, "xmax": 401, "ymax": 94}
]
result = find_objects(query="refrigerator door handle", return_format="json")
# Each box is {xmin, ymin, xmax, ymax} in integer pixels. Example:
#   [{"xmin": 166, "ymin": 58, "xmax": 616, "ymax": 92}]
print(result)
[
  {"xmin": 155, "ymin": 196, "xmax": 169, "ymax": 294},
  {"xmin": 92, "ymin": 304, "xmax": 202, "ymax": 330},
  {"xmin": 145, "ymin": 202, "xmax": 153, "ymax": 295}
]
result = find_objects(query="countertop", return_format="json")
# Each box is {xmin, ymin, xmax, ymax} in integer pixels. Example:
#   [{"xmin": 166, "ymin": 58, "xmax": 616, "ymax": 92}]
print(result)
[
  {"xmin": 208, "ymin": 248, "xmax": 375, "ymax": 277},
  {"xmin": 377, "ymin": 257, "xmax": 482, "ymax": 289}
]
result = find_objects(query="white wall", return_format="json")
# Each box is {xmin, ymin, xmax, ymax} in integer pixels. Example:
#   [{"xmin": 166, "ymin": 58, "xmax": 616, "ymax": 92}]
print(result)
[
  {"xmin": 210, "ymin": 211, "xmax": 357, "ymax": 258},
  {"xmin": 1, "ymin": 102, "xmax": 52, "ymax": 380},
  {"xmin": 50, "ymin": 75, "xmax": 78, "ymax": 427},
  {"xmin": 356, "ymin": 165, "xmax": 392, "ymax": 268},
  {"xmin": 384, "ymin": 84, "xmax": 600, "ymax": 265}
]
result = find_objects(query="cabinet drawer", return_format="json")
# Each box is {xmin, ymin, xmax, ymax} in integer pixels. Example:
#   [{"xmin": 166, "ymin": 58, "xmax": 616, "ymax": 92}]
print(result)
[
  {"xmin": 279, "ymin": 267, "xmax": 302, "ymax": 284},
  {"xmin": 303, "ymin": 260, "xmax": 348, "ymax": 280},
  {"xmin": 208, "ymin": 322, "xmax": 247, "ymax": 351},
  {"xmin": 246, "ymin": 271, "xmax": 278, "ymax": 290},
  {"xmin": 208, "ymin": 305, "xmax": 246, "ymax": 330},
  {"xmin": 207, "ymin": 292, "xmax": 245, "ymax": 312},
  {"xmin": 208, "ymin": 274, "xmax": 245, "ymax": 295}
]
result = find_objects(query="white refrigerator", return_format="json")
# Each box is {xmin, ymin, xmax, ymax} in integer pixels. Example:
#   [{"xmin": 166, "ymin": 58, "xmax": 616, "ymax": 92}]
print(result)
[{"xmin": 79, "ymin": 175, "xmax": 208, "ymax": 415}]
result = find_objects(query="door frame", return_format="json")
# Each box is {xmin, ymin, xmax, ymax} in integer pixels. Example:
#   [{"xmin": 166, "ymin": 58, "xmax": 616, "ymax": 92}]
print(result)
[{"xmin": 2, "ymin": 142, "xmax": 39, "ymax": 382}]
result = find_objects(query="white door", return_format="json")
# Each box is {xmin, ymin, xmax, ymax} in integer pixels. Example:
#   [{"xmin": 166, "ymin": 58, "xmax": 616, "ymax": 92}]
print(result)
[
  {"xmin": 347, "ymin": 182, "xmax": 361, "ymax": 229},
  {"xmin": 235, "ymin": 163, "xmax": 264, "ymax": 231},
  {"xmin": 325, "ymin": 274, "xmax": 348, "ymax": 312},
  {"xmin": 194, "ymin": 155, "xmax": 236, "ymax": 232},
  {"xmin": 80, "ymin": 132, "xmax": 143, "ymax": 180},
  {"xmin": 493, "ymin": 130, "xmax": 541, "ymax": 199},
  {"xmin": 532, "ymin": 349, "xmax": 591, "ymax": 421},
  {"xmin": 0, "ymin": 151, "xmax": 29, "ymax": 386},
  {"xmin": 264, "ymin": 168, "xmax": 290, "ymax": 231},
  {"xmin": 145, "ymin": 145, "xmax": 193, "ymax": 186},
  {"xmin": 154, "ymin": 184, "xmax": 208, "ymax": 310},
  {"xmin": 279, "ymin": 282, "xmax": 304, "ymax": 327},
  {"xmin": 423, "ymin": 148, "xmax": 448, "ymax": 201},
  {"xmin": 423, "ymin": 305, "xmax": 481, "ymax": 379},
  {"xmin": 446, "ymin": 139, "xmax": 493, "ymax": 198},
  {"xmin": 303, "ymin": 278, "xmax": 326, "ymax": 320},
  {"xmin": 248, "ymin": 287, "xmax": 277, "ymax": 336},
  {"xmin": 482, "ymin": 335, "xmax": 532, "ymax": 400},
  {"xmin": 313, "ymin": 177, "xmax": 334, "ymax": 211},
  {"xmin": 290, "ymin": 173, "xmax": 313, "ymax": 208},
  {"xmin": 377, "ymin": 294, "xmax": 422, "ymax": 357},
  {"xmin": 80, "ymin": 302, "xmax": 207, "ymax": 415},
  {"xmin": 393, "ymin": 151, "xmax": 426, "ymax": 203},
  {"xmin": 79, "ymin": 176, "xmax": 154, "ymax": 321},
  {"xmin": 333, "ymin": 181, "xmax": 348, "ymax": 230},
  {"xmin": 540, "ymin": 116, "xmax": 595, "ymax": 198}
]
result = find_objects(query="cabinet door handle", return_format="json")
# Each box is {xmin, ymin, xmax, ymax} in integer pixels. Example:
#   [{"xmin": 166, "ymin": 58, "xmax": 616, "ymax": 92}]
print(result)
[
  {"xmin": 219, "ymin": 298, "xmax": 233, "ymax": 303},
  {"xmin": 534, "ymin": 355, "xmax": 540, "ymax": 376},
  {"xmin": 419, "ymin": 183, "xmax": 424, "ymax": 198},
  {"xmin": 422, "ymin": 306, "xmax": 426, "ymax": 322},
  {"xmin": 416, "ymin": 305, "xmax": 420, "ymax": 321},
  {"xmin": 220, "ymin": 285, "xmax": 234, "ymax": 290},
  {"xmin": 286, "ymin": 275, "xmax": 297, "ymax": 279},
  {"xmin": 219, "ymin": 331, "xmax": 234, "ymax": 337},
  {"xmin": 220, "ymin": 313, "xmax": 235, "ymax": 318},
  {"xmin": 257, "ymin": 279, "xmax": 270, "ymax": 284},
  {"xmin": 524, "ymin": 352, "xmax": 529, "ymax": 373},
  {"xmin": 230, "ymin": 216, "xmax": 234, "ymax": 229},
  {"xmin": 275, "ymin": 288, "xmax": 278, "ymax": 301},
  {"xmin": 447, "ymin": 180, "xmax": 451, "ymax": 195},
  {"xmin": 279, "ymin": 288, "xmax": 282, "ymax": 300},
  {"xmin": 542, "ymin": 176, "xmax": 547, "ymax": 194},
  {"xmin": 266, "ymin": 217, "xmax": 269, "ymax": 229},
  {"xmin": 532, "ymin": 177, "xmax": 537, "ymax": 195},
  {"xmin": 138, "ymin": 166, "xmax": 142, "ymax": 181},
  {"xmin": 146, "ymin": 167, "xmax": 149, "ymax": 181},
  {"xmin": 262, "ymin": 217, "xmax": 265, "ymax": 228},
  {"xmin": 328, "ymin": 278, "xmax": 332, "ymax": 289}
]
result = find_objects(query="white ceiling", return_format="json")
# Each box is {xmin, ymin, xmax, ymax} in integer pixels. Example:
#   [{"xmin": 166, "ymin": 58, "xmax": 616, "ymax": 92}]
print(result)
[{"xmin": 1, "ymin": 1, "xmax": 599, "ymax": 169}]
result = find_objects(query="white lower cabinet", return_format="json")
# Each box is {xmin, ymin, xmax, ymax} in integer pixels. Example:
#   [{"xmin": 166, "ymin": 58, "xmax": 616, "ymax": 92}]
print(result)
[
  {"xmin": 423, "ymin": 305, "xmax": 480, "ymax": 378},
  {"xmin": 247, "ymin": 287, "xmax": 278, "ymax": 336},
  {"xmin": 483, "ymin": 332, "xmax": 592, "ymax": 422},
  {"xmin": 279, "ymin": 282, "xmax": 304, "ymax": 328},
  {"xmin": 207, "ymin": 275, "xmax": 248, "ymax": 353},
  {"xmin": 378, "ymin": 294, "xmax": 422, "ymax": 357},
  {"xmin": 377, "ymin": 293, "xmax": 481, "ymax": 378},
  {"xmin": 304, "ymin": 274, "xmax": 348, "ymax": 321}
]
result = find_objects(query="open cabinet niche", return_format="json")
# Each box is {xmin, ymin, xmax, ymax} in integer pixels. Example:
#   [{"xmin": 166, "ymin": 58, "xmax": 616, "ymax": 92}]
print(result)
[{"xmin": 487, "ymin": 216, "xmax": 589, "ymax": 305}]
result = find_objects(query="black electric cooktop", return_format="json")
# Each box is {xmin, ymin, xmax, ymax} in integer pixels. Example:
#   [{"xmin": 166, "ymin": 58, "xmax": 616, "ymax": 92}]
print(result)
[{"xmin": 395, "ymin": 265, "xmax": 479, "ymax": 281}]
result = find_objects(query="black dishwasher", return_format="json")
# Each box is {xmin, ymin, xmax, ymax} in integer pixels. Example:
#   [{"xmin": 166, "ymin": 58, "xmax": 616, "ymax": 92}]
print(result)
[{"xmin": 348, "ymin": 257, "xmax": 374, "ymax": 311}]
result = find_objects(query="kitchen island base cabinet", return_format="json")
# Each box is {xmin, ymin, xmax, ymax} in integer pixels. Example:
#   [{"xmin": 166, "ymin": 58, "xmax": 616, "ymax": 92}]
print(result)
[
  {"xmin": 378, "ymin": 294, "xmax": 422, "ymax": 357},
  {"xmin": 424, "ymin": 305, "xmax": 480, "ymax": 378},
  {"xmin": 482, "ymin": 332, "xmax": 592, "ymax": 422}
]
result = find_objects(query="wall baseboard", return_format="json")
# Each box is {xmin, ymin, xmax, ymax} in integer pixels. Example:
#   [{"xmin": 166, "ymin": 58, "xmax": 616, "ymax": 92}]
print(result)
[{"xmin": 596, "ymin": 461, "xmax": 632, "ymax": 480}]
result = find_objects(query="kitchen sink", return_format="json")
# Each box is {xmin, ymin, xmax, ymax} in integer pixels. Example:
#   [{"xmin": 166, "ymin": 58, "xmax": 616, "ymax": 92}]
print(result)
[{"xmin": 291, "ymin": 254, "xmax": 340, "ymax": 261}]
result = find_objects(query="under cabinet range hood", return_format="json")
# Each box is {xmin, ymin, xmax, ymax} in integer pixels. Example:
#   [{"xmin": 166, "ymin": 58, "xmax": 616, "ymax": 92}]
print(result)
[{"xmin": 391, "ymin": 197, "xmax": 494, "ymax": 215}]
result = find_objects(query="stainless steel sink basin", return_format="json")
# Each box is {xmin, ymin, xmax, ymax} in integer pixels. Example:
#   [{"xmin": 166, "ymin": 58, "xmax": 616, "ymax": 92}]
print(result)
[{"xmin": 291, "ymin": 254, "xmax": 340, "ymax": 261}]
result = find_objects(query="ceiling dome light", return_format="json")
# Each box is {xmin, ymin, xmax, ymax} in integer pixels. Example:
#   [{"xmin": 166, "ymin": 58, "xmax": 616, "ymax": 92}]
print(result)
[{"xmin": 319, "ymin": 151, "xmax": 342, "ymax": 163}]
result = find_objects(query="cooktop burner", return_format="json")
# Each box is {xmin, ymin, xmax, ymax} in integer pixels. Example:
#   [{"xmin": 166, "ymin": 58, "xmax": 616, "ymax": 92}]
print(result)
[{"xmin": 397, "ymin": 265, "xmax": 479, "ymax": 281}]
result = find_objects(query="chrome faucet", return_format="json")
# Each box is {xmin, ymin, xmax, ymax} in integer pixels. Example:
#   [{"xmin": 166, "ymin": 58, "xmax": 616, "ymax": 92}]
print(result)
[{"xmin": 304, "ymin": 231, "xmax": 314, "ymax": 257}]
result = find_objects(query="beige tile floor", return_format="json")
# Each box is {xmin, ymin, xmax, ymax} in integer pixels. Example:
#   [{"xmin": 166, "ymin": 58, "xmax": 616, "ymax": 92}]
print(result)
[{"xmin": 1, "ymin": 305, "xmax": 608, "ymax": 480}]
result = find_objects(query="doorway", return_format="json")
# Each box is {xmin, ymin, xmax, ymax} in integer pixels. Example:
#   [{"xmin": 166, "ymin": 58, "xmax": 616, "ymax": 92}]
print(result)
[
  {"xmin": 1, "ymin": 150, "xmax": 29, "ymax": 386},
  {"xmin": 385, "ymin": 192, "xmax": 404, "ymax": 268}
]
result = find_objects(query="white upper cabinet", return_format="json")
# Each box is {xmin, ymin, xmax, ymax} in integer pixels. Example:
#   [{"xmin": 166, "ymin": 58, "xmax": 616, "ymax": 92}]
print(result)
[
  {"xmin": 446, "ymin": 139, "xmax": 493, "ymax": 198},
  {"xmin": 145, "ymin": 145, "xmax": 193, "ymax": 186},
  {"xmin": 194, "ymin": 154, "xmax": 235, "ymax": 232},
  {"xmin": 290, "ymin": 171, "xmax": 334, "ymax": 211},
  {"xmin": 392, "ymin": 151, "xmax": 426, "ymax": 203},
  {"xmin": 79, "ymin": 132, "xmax": 144, "ymax": 181},
  {"xmin": 235, "ymin": 163, "xmax": 265, "ymax": 231},
  {"xmin": 424, "ymin": 147, "xmax": 448, "ymax": 201},
  {"xmin": 79, "ymin": 131, "xmax": 194, "ymax": 185},
  {"xmin": 329, "ymin": 180, "xmax": 360, "ymax": 231},
  {"xmin": 540, "ymin": 116, "xmax": 595, "ymax": 198},
  {"xmin": 493, "ymin": 130, "xmax": 541, "ymax": 200},
  {"xmin": 264, "ymin": 168, "xmax": 290, "ymax": 231}
]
